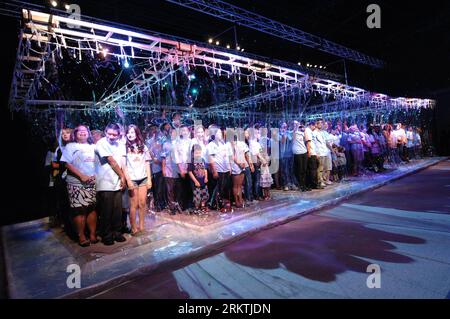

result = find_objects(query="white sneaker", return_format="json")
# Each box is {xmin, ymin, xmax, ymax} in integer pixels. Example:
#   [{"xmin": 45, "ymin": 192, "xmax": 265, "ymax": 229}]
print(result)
[
  {"xmin": 326, "ymin": 181, "xmax": 333, "ymax": 185},
  {"xmin": 320, "ymin": 182, "xmax": 326, "ymax": 187},
  {"xmin": 283, "ymin": 186, "xmax": 289, "ymax": 191}
]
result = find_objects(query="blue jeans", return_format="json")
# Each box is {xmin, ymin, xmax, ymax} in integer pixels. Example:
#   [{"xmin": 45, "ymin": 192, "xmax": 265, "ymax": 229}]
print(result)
[
  {"xmin": 243, "ymin": 167, "xmax": 253, "ymax": 201},
  {"xmin": 281, "ymin": 157, "xmax": 295, "ymax": 187},
  {"xmin": 251, "ymin": 167, "xmax": 262, "ymax": 199}
]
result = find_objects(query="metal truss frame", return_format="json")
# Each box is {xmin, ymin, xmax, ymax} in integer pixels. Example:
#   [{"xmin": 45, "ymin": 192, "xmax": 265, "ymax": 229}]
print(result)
[
  {"xmin": 7, "ymin": 5, "xmax": 434, "ymax": 121},
  {"xmin": 19, "ymin": 100, "xmax": 199, "ymax": 116},
  {"xmin": 165, "ymin": 0, "xmax": 385, "ymax": 68}
]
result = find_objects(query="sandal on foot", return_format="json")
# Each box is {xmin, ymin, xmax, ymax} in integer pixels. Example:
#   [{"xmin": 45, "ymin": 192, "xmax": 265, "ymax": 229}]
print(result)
[
  {"xmin": 131, "ymin": 230, "xmax": 141, "ymax": 236},
  {"xmin": 79, "ymin": 240, "xmax": 91, "ymax": 247}
]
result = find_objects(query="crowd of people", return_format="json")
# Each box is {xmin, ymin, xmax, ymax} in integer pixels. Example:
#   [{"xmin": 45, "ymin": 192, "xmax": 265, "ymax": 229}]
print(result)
[{"xmin": 44, "ymin": 113, "xmax": 426, "ymax": 247}]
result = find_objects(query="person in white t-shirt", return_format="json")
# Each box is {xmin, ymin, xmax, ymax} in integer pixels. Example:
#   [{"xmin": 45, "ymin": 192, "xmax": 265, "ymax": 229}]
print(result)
[
  {"xmin": 384, "ymin": 124, "xmax": 399, "ymax": 165},
  {"xmin": 305, "ymin": 121, "xmax": 320, "ymax": 189},
  {"xmin": 347, "ymin": 125, "xmax": 364, "ymax": 176},
  {"xmin": 175, "ymin": 124, "xmax": 193, "ymax": 211},
  {"xmin": 368, "ymin": 126, "xmax": 384, "ymax": 172},
  {"xmin": 314, "ymin": 119, "xmax": 329, "ymax": 188},
  {"xmin": 115, "ymin": 124, "xmax": 132, "ymax": 234},
  {"xmin": 406, "ymin": 126, "xmax": 415, "ymax": 160},
  {"xmin": 230, "ymin": 133, "xmax": 250, "ymax": 208},
  {"xmin": 243, "ymin": 127, "xmax": 256, "ymax": 203},
  {"xmin": 207, "ymin": 125, "xmax": 233, "ymax": 212},
  {"xmin": 248, "ymin": 125, "xmax": 266, "ymax": 200},
  {"xmin": 190, "ymin": 125, "xmax": 208, "ymax": 163},
  {"xmin": 292, "ymin": 121, "xmax": 309, "ymax": 191},
  {"xmin": 46, "ymin": 128, "xmax": 73, "ymax": 230},
  {"xmin": 321, "ymin": 122, "xmax": 334, "ymax": 186},
  {"xmin": 279, "ymin": 122, "xmax": 295, "ymax": 191},
  {"xmin": 122, "ymin": 125, "xmax": 152, "ymax": 236},
  {"xmin": 394, "ymin": 123, "xmax": 408, "ymax": 162},
  {"xmin": 95, "ymin": 123, "xmax": 127, "ymax": 245},
  {"xmin": 161, "ymin": 124, "xmax": 183, "ymax": 215},
  {"xmin": 61, "ymin": 125, "xmax": 97, "ymax": 247}
]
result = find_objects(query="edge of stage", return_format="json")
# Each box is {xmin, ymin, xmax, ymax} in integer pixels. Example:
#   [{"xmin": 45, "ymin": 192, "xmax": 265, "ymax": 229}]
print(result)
[{"xmin": 1, "ymin": 157, "xmax": 447, "ymax": 299}]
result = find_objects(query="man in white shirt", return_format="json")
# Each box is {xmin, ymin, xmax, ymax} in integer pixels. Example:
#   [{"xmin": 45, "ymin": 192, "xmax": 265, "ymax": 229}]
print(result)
[
  {"xmin": 162, "ymin": 125, "xmax": 183, "ymax": 215},
  {"xmin": 248, "ymin": 125, "xmax": 265, "ymax": 200},
  {"xmin": 175, "ymin": 124, "xmax": 193, "ymax": 211},
  {"xmin": 279, "ymin": 122, "xmax": 295, "ymax": 191},
  {"xmin": 406, "ymin": 126, "xmax": 415, "ymax": 160},
  {"xmin": 207, "ymin": 125, "xmax": 233, "ymax": 211},
  {"xmin": 292, "ymin": 121, "xmax": 309, "ymax": 191},
  {"xmin": 314, "ymin": 119, "xmax": 329, "ymax": 188},
  {"xmin": 305, "ymin": 121, "xmax": 321, "ymax": 189},
  {"xmin": 95, "ymin": 123, "xmax": 127, "ymax": 245},
  {"xmin": 394, "ymin": 123, "xmax": 408, "ymax": 162},
  {"xmin": 321, "ymin": 122, "xmax": 334, "ymax": 185}
]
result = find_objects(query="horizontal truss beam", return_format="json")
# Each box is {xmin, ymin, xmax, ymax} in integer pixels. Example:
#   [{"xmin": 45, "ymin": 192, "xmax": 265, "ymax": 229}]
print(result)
[
  {"xmin": 166, "ymin": 0, "xmax": 385, "ymax": 68},
  {"xmin": 8, "ymin": 7, "xmax": 434, "ymax": 120}
]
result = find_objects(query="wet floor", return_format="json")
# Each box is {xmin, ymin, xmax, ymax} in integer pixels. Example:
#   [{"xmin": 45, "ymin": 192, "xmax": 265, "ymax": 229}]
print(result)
[{"xmin": 92, "ymin": 160, "xmax": 450, "ymax": 299}]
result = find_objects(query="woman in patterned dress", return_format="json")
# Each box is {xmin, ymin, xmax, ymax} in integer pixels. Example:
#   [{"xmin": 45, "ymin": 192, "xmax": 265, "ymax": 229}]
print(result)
[{"xmin": 61, "ymin": 125, "xmax": 97, "ymax": 247}]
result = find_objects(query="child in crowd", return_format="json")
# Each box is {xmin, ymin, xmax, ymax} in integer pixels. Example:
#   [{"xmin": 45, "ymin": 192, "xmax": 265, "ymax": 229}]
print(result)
[
  {"xmin": 259, "ymin": 149, "xmax": 273, "ymax": 200},
  {"xmin": 188, "ymin": 144, "xmax": 209, "ymax": 214},
  {"xmin": 336, "ymin": 146, "xmax": 347, "ymax": 181}
]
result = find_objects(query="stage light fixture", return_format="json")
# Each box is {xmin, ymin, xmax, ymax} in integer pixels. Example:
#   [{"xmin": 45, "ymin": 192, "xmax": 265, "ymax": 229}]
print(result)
[
  {"xmin": 241, "ymin": 48, "xmax": 244, "ymax": 52},
  {"xmin": 188, "ymin": 73, "xmax": 196, "ymax": 80},
  {"xmin": 226, "ymin": 44, "xmax": 230, "ymax": 49},
  {"xmin": 297, "ymin": 62, "xmax": 301, "ymax": 66},
  {"xmin": 314, "ymin": 65, "xmax": 317, "ymax": 68},
  {"xmin": 208, "ymin": 38, "xmax": 213, "ymax": 43},
  {"xmin": 102, "ymin": 48, "xmax": 109, "ymax": 57},
  {"xmin": 236, "ymin": 46, "xmax": 241, "ymax": 50},
  {"xmin": 51, "ymin": 1, "xmax": 58, "ymax": 7},
  {"xmin": 124, "ymin": 59, "xmax": 130, "ymax": 68},
  {"xmin": 191, "ymin": 88, "xmax": 199, "ymax": 95},
  {"xmin": 215, "ymin": 40, "xmax": 220, "ymax": 45},
  {"xmin": 64, "ymin": 4, "xmax": 70, "ymax": 10}
]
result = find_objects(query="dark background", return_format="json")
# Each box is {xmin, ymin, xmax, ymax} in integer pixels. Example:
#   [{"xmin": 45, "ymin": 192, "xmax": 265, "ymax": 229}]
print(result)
[{"xmin": 1, "ymin": 0, "xmax": 449, "ymax": 225}]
